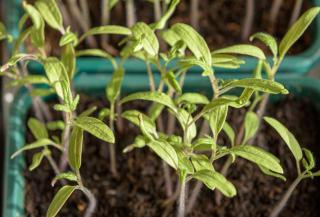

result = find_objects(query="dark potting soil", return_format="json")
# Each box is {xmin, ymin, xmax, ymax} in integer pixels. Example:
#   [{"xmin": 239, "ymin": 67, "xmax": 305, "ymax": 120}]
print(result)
[
  {"xmin": 23, "ymin": 96, "xmax": 320, "ymax": 217},
  {"xmin": 25, "ymin": 0, "xmax": 313, "ymax": 56}
]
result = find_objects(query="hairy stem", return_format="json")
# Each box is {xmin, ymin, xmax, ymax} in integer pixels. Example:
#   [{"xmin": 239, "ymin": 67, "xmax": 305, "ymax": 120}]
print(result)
[
  {"xmin": 190, "ymin": 0, "xmax": 199, "ymax": 30},
  {"xmin": 241, "ymin": 0, "xmax": 255, "ymax": 41},
  {"xmin": 126, "ymin": 0, "xmax": 136, "ymax": 27},
  {"xmin": 177, "ymin": 180, "xmax": 186, "ymax": 217},
  {"xmin": 154, "ymin": 0, "xmax": 162, "ymax": 21},
  {"xmin": 59, "ymin": 112, "xmax": 72, "ymax": 170},
  {"xmin": 146, "ymin": 61, "xmax": 156, "ymax": 91},
  {"xmin": 77, "ymin": 171, "xmax": 97, "ymax": 217},
  {"xmin": 116, "ymin": 99, "xmax": 124, "ymax": 135},
  {"xmin": 109, "ymin": 103, "xmax": 119, "ymax": 177},
  {"xmin": 289, "ymin": 0, "xmax": 303, "ymax": 26},
  {"xmin": 269, "ymin": 176, "xmax": 303, "ymax": 217}
]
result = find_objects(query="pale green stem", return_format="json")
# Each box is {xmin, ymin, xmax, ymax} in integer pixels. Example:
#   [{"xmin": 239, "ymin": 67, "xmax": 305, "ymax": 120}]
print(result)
[{"xmin": 109, "ymin": 102, "xmax": 118, "ymax": 177}]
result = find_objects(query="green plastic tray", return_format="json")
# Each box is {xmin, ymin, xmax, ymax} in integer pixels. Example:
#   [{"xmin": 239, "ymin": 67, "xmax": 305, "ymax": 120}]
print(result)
[
  {"xmin": 3, "ymin": 0, "xmax": 320, "ymax": 77},
  {"xmin": 3, "ymin": 74, "xmax": 320, "ymax": 217}
]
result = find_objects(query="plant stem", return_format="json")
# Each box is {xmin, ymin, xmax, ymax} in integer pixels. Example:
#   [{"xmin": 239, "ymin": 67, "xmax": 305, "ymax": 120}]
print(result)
[
  {"xmin": 190, "ymin": 0, "xmax": 199, "ymax": 30},
  {"xmin": 177, "ymin": 180, "xmax": 186, "ymax": 217},
  {"xmin": 59, "ymin": 112, "xmax": 72, "ymax": 170},
  {"xmin": 269, "ymin": 175, "xmax": 303, "ymax": 217},
  {"xmin": 57, "ymin": 0, "xmax": 72, "ymax": 27},
  {"xmin": 146, "ymin": 61, "xmax": 156, "ymax": 91},
  {"xmin": 76, "ymin": 170, "xmax": 97, "ymax": 217},
  {"xmin": 109, "ymin": 102, "xmax": 119, "ymax": 177},
  {"xmin": 270, "ymin": 0, "xmax": 283, "ymax": 32},
  {"xmin": 241, "ymin": 0, "xmax": 255, "ymax": 41},
  {"xmin": 116, "ymin": 99, "xmax": 124, "ymax": 135},
  {"xmin": 126, "ymin": 0, "xmax": 136, "ymax": 27},
  {"xmin": 289, "ymin": 0, "xmax": 303, "ymax": 26}
]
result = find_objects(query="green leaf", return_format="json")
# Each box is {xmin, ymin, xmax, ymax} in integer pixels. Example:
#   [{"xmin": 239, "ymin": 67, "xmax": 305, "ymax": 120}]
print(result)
[
  {"xmin": 76, "ymin": 49, "xmax": 117, "ymax": 68},
  {"xmin": 23, "ymin": 2, "xmax": 45, "ymax": 47},
  {"xmin": 148, "ymin": 103, "xmax": 164, "ymax": 121},
  {"xmin": 122, "ymin": 110, "xmax": 157, "ymax": 138},
  {"xmin": 201, "ymin": 98, "xmax": 239, "ymax": 115},
  {"xmin": 279, "ymin": 7, "xmax": 320, "ymax": 59},
  {"xmin": 176, "ymin": 149, "xmax": 194, "ymax": 174},
  {"xmin": 11, "ymin": 138, "xmax": 56, "ymax": 159},
  {"xmin": 73, "ymin": 116, "xmax": 115, "ymax": 143},
  {"xmin": 47, "ymin": 121, "xmax": 65, "ymax": 131},
  {"xmin": 51, "ymin": 172, "xmax": 78, "ymax": 187},
  {"xmin": 172, "ymin": 23, "xmax": 212, "ymax": 66},
  {"xmin": 232, "ymin": 145, "xmax": 283, "ymax": 173},
  {"xmin": 59, "ymin": 31, "xmax": 78, "ymax": 46},
  {"xmin": 222, "ymin": 122, "xmax": 235, "ymax": 146},
  {"xmin": 250, "ymin": 32, "xmax": 278, "ymax": 61},
  {"xmin": 131, "ymin": 22, "xmax": 159, "ymax": 56},
  {"xmin": 192, "ymin": 137, "xmax": 215, "ymax": 151},
  {"xmin": 209, "ymin": 105, "xmax": 228, "ymax": 139},
  {"xmin": 35, "ymin": 0, "xmax": 63, "ymax": 31},
  {"xmin": 106, "ymin": 67, "xmax": 124, "ymax": 103},
  {"xmin": 221, "ymin": 78, "xmax": 288, "ymax": 94},
  {"xmin": 175, "ymin": 108, "xmax": 196, "ymax": 143},
  {"xmin": 78, "ymin": 25, "xmax": 132, "ymax": 44},
  {"xmin": 79, "ymin": 106, "xmax": 97, "ymax": 118},
  {"xmin": 191, "ymin": 155, "xmax": 214, "ymax": 171},
  {"xmin": 242, "ymin": 112, "xmax": 259, "ymax": 144},
  {"xmin": 161, "ymin": 29, "xmax": 182, "ymax": 46},
  {"xmin": 148, "ymin": 139, "xmax": 178, "ymax": 169},
  {"xmin": 192, "ymin": 170, "xmax": 237, "ymax": 197},
  {"xmin": 151, "ymin": 0, "xmax": 180, "ymax": 30},
  {"xmin": 29, "ymin": 151, "xmax": 45, "ymax": 171},
  {"xmin": 43, "ymin": 57, "xmax": 70, "ymax": 99},
  {"xmin": 61, "ymin": 44, "xmax": 76, "ymax": 79},
  {"xmin": 46, "ymin": 185, "xmax": 77, "ymax": 217},
  {"xmin": 163, "ymin": 71, "xmax": 181, "ymax": 93},
  {"xmin": 121, "ymin": 91, "xmax": 177, "ymax": 113},
  {"xmin": 176, "ymin": 93, "xmax": 209, "ymax": 105},
  {"xmin": 11, "ymin": 75, "xmax": 49, "ymax": 86},
  {"xmin": 258, "ymin": 165, "xmax": 286, "ymax": 181},
  {"xmin": 212, "ymin": 44, "xmax": 266, "ymax": 60},
  {"xmin": 28, "ymin": 118, "xmax": 48, "ymax": 139},
  {"xmin": 264, "ymin": 117, "xmax": 302, "ymax": 161},
  {"xmin": 68, "ymin": 126, "xmax": 83, "ymax": 169},
  {"xmin": 123, "ymin": 135, "xmax": 147, "ymax": 153},
  {"xmin": 302, "ymin": 148, "xmax": 315, "ymax": 170},
  {"xmin": 98, "ymin": 108, "xmax": 111, "ymax": 120}
]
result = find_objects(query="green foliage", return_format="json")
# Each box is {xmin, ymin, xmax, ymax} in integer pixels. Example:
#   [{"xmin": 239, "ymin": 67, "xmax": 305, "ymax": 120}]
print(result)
[
  {"xmin": 35, "ymin": 0, "xmax": 63, "ymax": 32},
  {"xmin": 68, "ymin": 127, "xmax": 84, "ymax": 169}
]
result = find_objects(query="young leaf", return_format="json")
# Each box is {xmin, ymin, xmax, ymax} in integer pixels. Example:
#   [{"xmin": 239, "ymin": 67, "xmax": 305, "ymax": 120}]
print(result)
[
  {"xmin": 28, "ymin": 118, "xmax": 48, "ymax": 140},
  {"xmin": 78, "ymin": 25, "xmax": 132, "ymax": 44},
  {"xmin": 131, "ymin": 22, "xmax": 159, "ymax": 56},
  {"xmin": 62, "ymin": 44, "xmax": 76, "ymax": 79},
  {"xmin": 222, "ymin": 122, "xmax": 235, "ymax": 146},
  {"xmin": 10, "ymin": 75, "xmax": 49, "ymax": 86},
  {"xmin": 163, "ymin": 71, "xmax": 182, "ymax": 93},
  {"xmin": 232, "ymin": 145, "xmax": 283, "ymax": 173},
  {"xmin": 201, "ymin": 98, "xmax": 238, "ymax": 115},
  {"xmin": 68, "ymin": 126, "xmax": 83, "ymax": 169},
  {"xmin": 51, "ymin": 172, "xmax": 78, "ymax": 187},
  {"xmin": 47, "ymin": 121, "xmax": 65, "ymax": 131},
  {"xmin": 122, "ymin": 110, "xmax": 158, "ymax": 138},
  {"xmin": 221, "ymin": 78, "xmax": 288, "ymax": 94},
  {"xmin": 11, "ymin": 138, "xmax": 57, "ymax": 159},
  {"xmin": 302, "ymin": 148, "xmax": 315, "ymax": 170},
  {"xmin": 191, "ymin": 155, "xmax": 214, "ymax": 171},
  {"xmin": 59, "ymin": 31, "xmax": 78, "ymax": 46},
  {"xmin": 242, "ymin": 112, "xmax": 259, "ymax": 144},
  {"xmin": 148, "ymin": 139, "xmax": 179, "ymax": 169},
  {"xmin": 279, "ymin": 7, "xmax": 320, "ymax": 59},
  {"xmin": 148, "ymin": 103, "xmax": 164, "ymax": 121},
  {"xmin": 29, "ymin": 151, "xmax": 45, "ymax": 171},
  {"xmin": 209, "ymin": 105, "xmax": 228, "ymax": 139},
  {"xmin": 35, "ymin": 0, "xmax": 63, "ymax": 31},
  {"xmin": 171, "ymin": 23, "xmax": 212, "ymax": 66},
  {"xmin": 176, "ymin": 93, "xmax": 209, "ymax": 105},
  {"xmin": 106, "ymin": 66, "xmax": 124, "ymax": 104},
  {"xmin": 23, "ymin": 2, "xmax": 42, "ymax": 29},
  {"xmin": 192, "ymin": 170, "xmax": 237, "ymax": 197},
  {"xmin": 46, "ymin": 185, "xmax": 77, "ymax": 217},
  {"xmin": 121, "ymin": 91, "xmax": 178, "ymax": 113},
  {"xmin": 192, "ymin": 137, "xmax": 215, "ymax": 151},
  {"xmin": 264, "ymin": 117, "xmax": 302, "ymax": 161},
  {"xmin": 73, "ymin": 116, "xmax": 115, "ymax": 143},
  {"xmin": 175, "ymin": 108, "xmax": 196, "ymax": 143},
  {"xmin": 176, "ymin": 149, "xmax": 194, "ymax": 174},
  {"xmin": 212, "ymin": 44, "xmax": 266, "ymax": 60},
  {"xmin": 258, "ymin": 165, "xmax": 286, "ymax": 181},
  {"xmin": 79, "ymin": 106, "xmax": 97, "ymax": 118},
  {"xmin": 250, "ymin": 32, "xmax": 278, "ymax": 61}
]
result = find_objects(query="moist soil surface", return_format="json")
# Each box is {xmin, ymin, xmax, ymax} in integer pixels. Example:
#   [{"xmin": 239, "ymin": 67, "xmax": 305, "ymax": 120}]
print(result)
[
  {"xmin": 23, "ymin": 96, "xmax": 320, "ymax": 217},
  {"xmin": 26, "ymin": 0, "xmax": 313, "ymax": 56}
]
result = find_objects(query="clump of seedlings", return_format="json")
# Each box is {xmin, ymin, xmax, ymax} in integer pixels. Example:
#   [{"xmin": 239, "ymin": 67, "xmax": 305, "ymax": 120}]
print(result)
[{"xmin": 0, "ymin": 0, "xmax": 320, "ymax": 217}]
